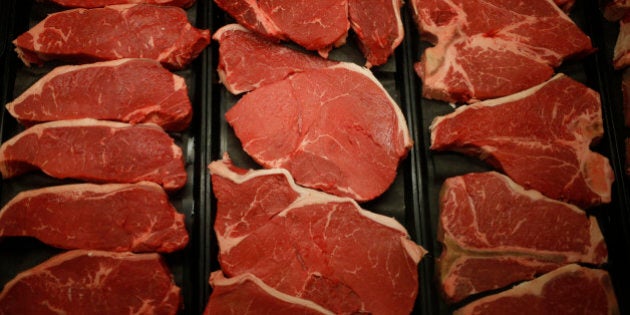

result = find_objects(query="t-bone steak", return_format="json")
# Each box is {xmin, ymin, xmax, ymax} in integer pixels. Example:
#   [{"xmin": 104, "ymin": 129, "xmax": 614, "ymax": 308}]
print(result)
[
  {"xmin": 0, "ymin": 119, "xmax": 187, "ymax": 191},
  {"xmin": 47, "ymin": 0, "xmax": 195, "ymax": 8},
  {"xmin": 348, "ymin": 0, "xmax": 404, "ymax": 67},
  {"xmin": 430, "ymin": 74, "xmax": 614, "ymax": 208},
  {"xmin": 6, "ymin": 58, "xmax": 192, "ymax": 131},
  {"xmin": 439, "ymin": 172, "xmax": 607, "ymax": 302},
  {"xmin": 204, "ymin": 271, "xmax": 335, "ymax": 315},
  {"xmin": 13, "ymin": 4, "xmax": 210, "ymax": 69},
  {"xmin": 0, "ymin": 182, "xmax": 188, "ymax": 253},
  {"xmin": 209, "ymin": 157, "xmax": 426, "ymax": 315},
  {"xmin": 614, "ymin": 14, "xmax": 630, "ymax": 69},
  {"xmin": 225, "ymin": 63, "xmax": 412, "ymax": 201},
  {"xmin": 0, "ymin": 250, "xmax": 181, "ymax": 314},
  {"xmin": 213, "ymin": 24, "xmax": 338, "ymax": 95},
  {"xmin": 453, "ymin": 264, "xmax": 619, "ymax": 315},
  {"xmin": 214, "ymin": 0, "xmax": 349, "ymax": 57},
  {"xmin": 411, "ymin": 0, "xmax": 593, "ymax": 103}
]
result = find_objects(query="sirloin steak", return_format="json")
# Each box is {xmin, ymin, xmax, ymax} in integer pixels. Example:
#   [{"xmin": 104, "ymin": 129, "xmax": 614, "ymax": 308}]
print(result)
[
  {"xmin": 13, "ymin": 4, "xmax": 210, "ymax": 69},
  {"xmin": 6, "ymin": 59, "xmax": 192, "ymax": 131},
  {"xmin": 0, "ymin": 250, "xmax": 181, "ymax": 315},
  {"xmin": 214, "ymin": 0, "xmax": 349, "ymax": 57},
  {"xmin": 0, "ymin": 119, "xmax": 187, "ymax": 191},
  {"xmin": 213, "ymin": 24, "xmax": 337, "ymax": 95},
  {"xmin": 430, "ymin": 74, "xmax": 614, "ymax": 208},
  {"xmin": 439, "ymin": 172, "xmax": 607, "ymax": 302},
  {"xmin": 204, "ymin": 271, "xmax": 334, "ymax": 315},
  {"xmin": 209, "ymin": 157, "xmax": 426, "ymax": 315},
  {"xmin": 454, "ymin": 264, "xmax": 619, "ymax": 315},
  {"xmin": 47, "ymin": 0, "xmax": 196, "ymax": 8},
  {"xmin": 0, "ymin": 182, "xmax": 188, "ymax": 253},
  {"xmin": 411, "ymin": 0, "xmax": 592, "ymax": 103},
  {"xmin": 226, "ymin": 63, "xmax": 412, "ymax": 201}
]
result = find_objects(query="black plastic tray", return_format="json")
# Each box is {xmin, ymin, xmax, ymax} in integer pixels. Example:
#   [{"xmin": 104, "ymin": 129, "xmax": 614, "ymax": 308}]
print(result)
[{"xmin": 1, "ymin": 0, "xmax": 629, "ymax": 314}]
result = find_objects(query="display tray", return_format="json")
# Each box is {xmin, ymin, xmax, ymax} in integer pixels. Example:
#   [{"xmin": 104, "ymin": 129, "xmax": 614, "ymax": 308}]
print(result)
[{"xmin": 0, "ymin": 0, "xmax": 629, "ymax": 314}]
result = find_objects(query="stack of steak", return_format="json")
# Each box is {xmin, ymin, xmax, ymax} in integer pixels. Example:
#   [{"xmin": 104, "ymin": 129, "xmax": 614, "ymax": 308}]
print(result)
[
  {"xmin": 0, "ymin": 1, "xmax": 210, "ymax": 313},
  {"xmin": 413, "ymin": 0, "xmax": 619, "ymax": 313}
]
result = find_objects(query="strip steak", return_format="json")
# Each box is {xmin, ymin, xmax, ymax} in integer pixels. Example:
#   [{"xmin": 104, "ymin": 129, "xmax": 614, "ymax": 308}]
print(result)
[
  {"xmin": 0, "ymin": 182, "xmax": 188, "ymax": 253},
  {"xmin": 6, "ymin": 59, "xmax": 192, "ymax": 131}
]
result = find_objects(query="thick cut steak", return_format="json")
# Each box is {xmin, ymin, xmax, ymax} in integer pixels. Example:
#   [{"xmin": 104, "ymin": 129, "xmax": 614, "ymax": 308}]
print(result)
[
  {"xmin": 431, "ymin": 74, "xmax": 614, "ymax": 208},
  {"xmin": 0, "ymin": 119, "xmax": 187, "ymax": 191},
  {"xmin": 213, "ymin": 24, "xmax": 337, "ymax": 95},
  {"xmin": 411, "ymin": 0, "xmax": 592, "ymax": 103},
  {"xmin": 614, "ymin": 15, "xmax": 630, "ymax": 69},
  {"xmin": 204, "ymin": 271, "xmax": 334, "ymax": 315},
  {"xmin": 439, "ymin": 172, "xmax": 607, "ymax": 302},
  {"xmin": 0, "ymin": 182, "xmax": 188, "ymax": 253},
  {"xmin": 13, "ymin": 4, "xmax": 210, "ymax": 69},
  {"xmin": 454, "ymin": 264, "xmax": 619, "ymax": 315},
  {"xmin": 348, "ymin": 0, "xmax": 403, "ymax": 67},
  {"xmin": 0, "ymin": 250, "xmax": 181, "ymax": 315},
  {"xmin": 6, "ymin": 59, "xmax": 192, "ymax": 131},
  {"xmin": 214, "ymin": 0, "xmax": 349, "ymax": 57},
  {"xmin": 48, "ymin": 0, "xmax": 195, "ymax": 8},
  {"xmin": 226, "ymin": 63, "xmax": 411, "ymax": 201},
  {"xmin": 209, "ymin": 157, "xmax": 426, "ymax": 315}
]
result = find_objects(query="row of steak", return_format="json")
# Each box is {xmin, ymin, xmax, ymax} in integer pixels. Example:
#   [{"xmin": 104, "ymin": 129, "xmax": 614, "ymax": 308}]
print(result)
[{"xmin": 1, "ymin": 2, "xmax": 210, "ymax": 314}]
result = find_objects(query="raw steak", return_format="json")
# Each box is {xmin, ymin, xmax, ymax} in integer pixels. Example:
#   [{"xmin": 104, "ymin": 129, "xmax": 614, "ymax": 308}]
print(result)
[
  {"xmin": 204, "ymin": 271, "xmax": 334, "ymax": 315},
  {"xmin": 614, "ymin": 14, "xmax": 630, "ymax": 69},
  {"xmin": 348, "ymin": 0, "xmax": 403, "ymax": 67},
  {"xmin": 438, "ymin": 172, "xmax": 607, "ymax": 302},
  {"xmin": 411, "ymin": 0, "xmax": 593, "ymax": 103},
  {"xmin": 6, "ymin": 59, "xmax": 192, "ymax": 131},
  {"xmin": 603, "ymin": 0, "xmax": 630, "ymax": 21},
  {"xmin": 0, "ymin": 182, "xmax": 188, "ymax": 253},
  {"xmin": 213, "ymin": 24, "xmax": 337, "ymax": 95},
  {"xmin": 430, "ymin": 74, "xmax": 614, "ymax": 208},
  {"xmin": 0, "ymin": 119, "xmax": 187, "ymax": 191},
  {"xmin": 13, "ymin": 4, "xmax": 210, "ymax": 69},
  {"xmin": 0, "ymin": 250, "xmax": 181, "ymax": 314},
  {"xmin": 554, "ymin": 0, "xmax": 575, "ymax": 11},
  {"xmin": 209, "ymin": 157, "xmax": 426, "ymax": 315},
  {"xmin": 225, "ymin": 63, "xmax": 412, "ymax": 201},
  {"xmin": 454, "ymin": 264, "xmax": 619, "ymax": 315},
  {"xmin": 48, "ymin": 0, "xmax": 195, "ymax": 8},
  {"xmin": 214, "ymin": 0, "xmax": 349, "ymax": 57}
]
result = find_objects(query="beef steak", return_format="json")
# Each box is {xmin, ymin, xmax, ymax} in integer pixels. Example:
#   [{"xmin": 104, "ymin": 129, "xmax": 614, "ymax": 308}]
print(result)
[
  {"xmin": 614, "ymin": 14, "xmax": 630, "ymax": 69},
  {"xmin": 213, "ymin": 24, "xmax": 337, "ymax": 95},
  {"xmin": 603, "ymin": 0, "xmax": 630, "ymax": 21},
  {"xmin": 6, "ymin": 59, "xmax": 192, "ymax": 131},
  {"xmin": 453, "ymin": 264, "xmax": 619, "ymax": 315},
  {"xmin": 0, "ymin": 182, "xmax": 188, "ymax": 253},
  {"xmin": 48, "ymin": 0, "xmax": 195, "ymax": 8},
  {"xmin": 411, "ymin": 0, "xmax": 592, "ymax": 103},
  {"xmin": 438, "ymin": 172, "xmax": 607, "ymax": 302},
  {"xmin": 209, "ymin": 157, "xmax": 425, "ymax": 314},
  {"xmin": 225, "ymin": 63, "xmax": 411, "ymax": 201},
  {"xmin": 430, "ymin": 74, "xmax": 614, "ymax": 208},
  {"xmin": 0, "ymin": 250, "xmax": 181, "ymax": 314},
  {"xmin": 204, "ymin": 271, "xmax": 334, "ymax": 315},
  {"xmin": 0, "ymin": 119, "xmax": 187, "ymax": 191},
  {"xmin": 214, "ymin": 0, "xmax": 349, "ymax": 57},
  {"xmin": 13, "ymin": 4, "xmax": 210, "ymax": 69}
]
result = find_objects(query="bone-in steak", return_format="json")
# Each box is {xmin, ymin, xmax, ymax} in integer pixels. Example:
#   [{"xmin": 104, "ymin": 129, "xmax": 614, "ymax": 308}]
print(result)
[
  {"xmin": 0, "ymin": 119, "xmax": 187, "ymax": 191},
  {"xmin": 439, "ymin": 172, "xmax": 607, "ymax": 302},
  {"xmin": 0, "ymin": 182, "xmax": 188, "ymax": 253},
  {"xmin": 430, "ymin": 74, "xmax": 614, "ymax": 208},
  {"xmin": 213, "ymin": 24, "xmax": 338, "ymax": 95},
  {"xmin": 13, "ymin": 4, "xmax": 210, "ymax": 69},
  {"xmin": 7, "ymin": 59, "xmax": 192, "ymax": 131},
  {"xmin": 0, "ymin": 250, "xmax": 181, "ymax": 314},
  {"xmin": 411, "ymin": 0, "xmax": 592, "ymax": 103},
  {"xmin": 225, "ymin": 63, "xmax": 411, "ymax": 201},
  {"xmin": 209, "ymin": 157, "xmax": 425, "ymax": 314},
  {"xmin": 453, "ymin": 264, "xmax": 619, "ymax": 315}
]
